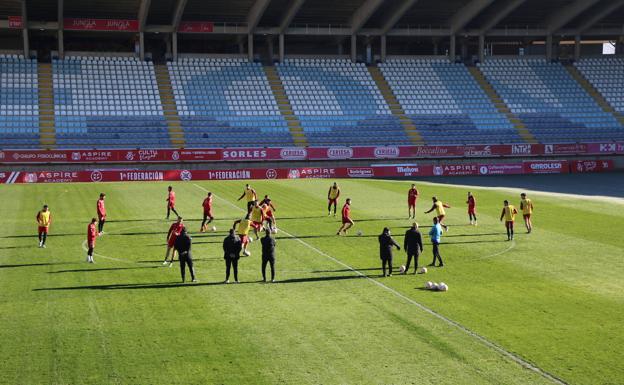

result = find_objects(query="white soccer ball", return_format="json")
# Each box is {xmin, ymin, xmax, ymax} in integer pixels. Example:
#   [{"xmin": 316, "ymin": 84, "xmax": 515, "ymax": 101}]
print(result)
[
  {"xmin": 432, "ymin": 282, "xmax": 439, "ymax": 290},
  {"xmin": 419, "ymin": 267, "xmax": 428, "ymax": 274},
  {"xmin": 425, "ymin": 281, "xmax": 434, "ymax": 289},
  {"xmin": 211, "ymin": 226, "xmax": 217, "ymax": 232},
  {"xmin": 438, "ymin": 282, "xmax": 448, "ymax": 292},
  {"xmin": 357, "ymin": 230, "xmax": 363, "ymax": 236},
  {"xmin": 249, "ymin": 237, "xmax": 254, "ymax": 243},
  {"xmin": 272, "ymin": 227, "xmax": 278, "ymax": 234},
  {"xmin": 399, "ymin": 265, "xmax": 406, "ymax": 273}
]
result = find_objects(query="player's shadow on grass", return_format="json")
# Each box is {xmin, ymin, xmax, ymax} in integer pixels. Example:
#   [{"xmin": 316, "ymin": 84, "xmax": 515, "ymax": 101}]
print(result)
[
  {"xmin": 312, "ymin": 267, "xmax": 380, "ymax": 273},
  {"xmin": 34, "ymin": 274, "xmax": 365, "ymax": 291},
  {"xmin": 0, "ymin": 245, "xmax": 38, "ymax": 250},
  {"xmin": 106, "ymin": 219, "xmax": 164, "ymax": 223},
  {"xmin": 0, "ymin": 262, "xmax": 74, "ymax": 269},
  {"xmin": 136, "ymin": 258, "xmax": 222, "ymax": 263},
  {"xmin": 48, "ymin": 266, "xmax": 161, "ymax": 274},
  {"xmin": 0, "ymin": 233, "xmax": 83, "ymax": 239}
]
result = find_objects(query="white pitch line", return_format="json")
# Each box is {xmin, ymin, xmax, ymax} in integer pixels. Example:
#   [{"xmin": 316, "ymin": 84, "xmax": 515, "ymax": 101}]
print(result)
[{"xmin": 192, "ymin": 182, "xmax": 568, "ymax": 385}]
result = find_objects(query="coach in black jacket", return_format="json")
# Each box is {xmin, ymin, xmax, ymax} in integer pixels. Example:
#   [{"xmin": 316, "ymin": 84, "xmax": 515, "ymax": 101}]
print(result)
[
  {"xmin": 261, "ymin": 229, "xmax": 276, "ymax": 282},
  {"xmin": 404, "ymin": 222, "xmax": 424, "ymax": 274},
  {"xmin": 174, "ymin": 228, "xmax": 197, "ymax": 283},
  {"xmin": 223, "ymin": 229, "xmax": 242, "ymax": 284},
  {"xmin": 379, "ymin": 227, "xmax": 400, "ymax": 277}
]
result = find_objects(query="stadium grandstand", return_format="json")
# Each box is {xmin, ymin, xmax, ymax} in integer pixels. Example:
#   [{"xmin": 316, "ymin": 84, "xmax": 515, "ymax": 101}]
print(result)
[{"xmin": 1, "ymin": 0, "xmax": 624, "ymax": 149}]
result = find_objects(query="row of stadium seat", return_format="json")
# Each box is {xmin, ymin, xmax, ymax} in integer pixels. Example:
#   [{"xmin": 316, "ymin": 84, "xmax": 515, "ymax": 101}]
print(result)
[
  {"xmin": 2, "ymin": 55, "xmax": 623, "ymax": 149},
  {"xmin": 478, "ymin": 59, "xmax": 623, "ymax": 143}
]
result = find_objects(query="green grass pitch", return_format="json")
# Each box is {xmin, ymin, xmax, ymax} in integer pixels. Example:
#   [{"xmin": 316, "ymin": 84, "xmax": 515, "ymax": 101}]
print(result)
[{"xmin": 0, "ymin": 178, "xmax": 622, "ymax": 385}]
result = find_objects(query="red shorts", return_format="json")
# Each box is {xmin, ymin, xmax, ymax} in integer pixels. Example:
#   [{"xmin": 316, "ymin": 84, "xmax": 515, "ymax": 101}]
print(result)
[
  {"xmin": 239, "ymin": 234, "xmax": 248, "ymax": 245},
  {"xmin": 88, "ymin": 241, "xmax": 95, "ymax": 248},
  {"xmin": 342, "ymin": 217, "xmax": 353, "ymax": 224},
  {"xmin": 168, "ymin": 203, "xmax": 175, "ymax": 209},
  {"xmin": 468, "ymin": 207, "xmax": 476, "ymax": 215},
  {"xmin": 167, "ymin": 236, "xmax": 177, "ymax": 248},
  {"xmin": 408, "ymin": 198, "xmax": 417, "ymax": 207},
  {"xmin": 98, "ymin": 215, "xmax": 105, "ymax": 221},
  {"xmin": 523, "ymin": 214, "xmax": 531, "ymax": 219},
  {"xmin": 251, "ymin": 221, "xmax": 263, "ymax": 230},
  {"xmin": 265, "ymin": 210, "xmax": 274, "ymax": 218},
  {"xmin": 505, "ymin": 221, "xmax": 514, "ymax": 229},
  {"xmin": 328, "ymin": 198, "xmax": 338, "ymax": 205},
  {"xmin": 38, "ymin": 226, "xmax": 49, "ymax": 234},
  {"xmin": 204, "ymin": 210, "xmax": 213, "ymax": 218},
  {"xmin": 437, "ymin": 215, "xmax": 446, "ymax": 222}
]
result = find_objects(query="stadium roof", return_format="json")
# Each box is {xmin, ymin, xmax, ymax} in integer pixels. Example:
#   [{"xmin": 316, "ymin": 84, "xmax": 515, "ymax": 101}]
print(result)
[{"xmin": 1, "ymin": 0, "xmax": 623, "ymax": 38}]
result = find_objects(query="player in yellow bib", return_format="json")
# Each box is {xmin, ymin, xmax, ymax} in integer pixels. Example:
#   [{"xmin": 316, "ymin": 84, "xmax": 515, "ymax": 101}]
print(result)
[
  {"xmin": 424, "ymin": 197, "xmax": 451, "ymax": 231},
  {"xmin": 36, "ymin": 205, "xmax": 52, "ymax": 248},
  {"xmin": 499, "ymin": 200, "xmax": 518, "ymax": 241},
  {"xmin": 237, "ymin": 184, "xmax": 257, "ymax": 212},
  {"xmin": 233, "ymin": 214, "xmax": 253, "ymax": 256},
  {"xmin": 250, "ymin": 202, "xmax": 265, "ymax": 240},
  {"xmin": 520, "ymin": 193, "xmax": 534, "ymax": 234},
  {"xmin": 327, "ymin": 182, "xmax": 341, "ymax": 216}
]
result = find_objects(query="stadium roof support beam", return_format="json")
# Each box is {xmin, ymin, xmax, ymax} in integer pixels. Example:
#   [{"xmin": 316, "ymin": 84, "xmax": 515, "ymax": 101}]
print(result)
[
  {"xmin": 57, "ymin": 0, "xmax": 64, "ymax": 58},
  {"xmin": 576, "ymin": 0, "xmax": 624, "ymax": 35},
  {"xmin": 247, "ymin": 0, "xmax": 272, "ymax": 33},
  {"xmin": 137, "ymin": 0, "xmax": 151, "ymax": 60},
  {"xmin": 545, "ymin": 0, "xmax": 601, "ymax": 34},
  {"xmin": 478, "ymin": 0, "xmax": 527, "ymax": 34},
  {"xmin": 279, "ymin": 0, "xmax": 306, "ymax": 33},
  {"xmin": 21, "ymin": 0, "xmax": 29, "ymax": 58},
  {"xmin": 350, "ymin": 0, "xmax": 385, "ymax": 35},
  {"xmin": 379, "ymin": 0, "xmax": 420, "ymax": 36},
  {"xmin": 171, "ymin": 0, "xmax": 188, "ymax": 30},
  {"xmin": 448, "ymin": 0, "xmax": 495, "ymax": 35}
]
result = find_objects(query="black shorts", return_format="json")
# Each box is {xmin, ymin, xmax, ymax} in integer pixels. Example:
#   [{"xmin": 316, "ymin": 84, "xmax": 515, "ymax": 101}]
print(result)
[{"xmin": 262, "ymin": 255, "xmax": 275, "ymax": 263}]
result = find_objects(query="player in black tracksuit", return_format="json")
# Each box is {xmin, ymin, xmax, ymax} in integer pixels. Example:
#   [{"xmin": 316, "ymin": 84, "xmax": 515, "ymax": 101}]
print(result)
[
  {"xmin": 261, "ymin": 229, "xmax": 276, "ymax": 282},
  {"xmin": 378, "ymin": 227, "xmax": 400, "ymax": 277},
  {"xmin": 223, "ymin": 229, "xmax": 242, "ymax": 283},
  {"xmin": 403, "ymin": 223, "xmax": 423, "ymax": 274},
  {"xmin": 174, "ymin": 228, "xmax": 197, "ymax": 283}
]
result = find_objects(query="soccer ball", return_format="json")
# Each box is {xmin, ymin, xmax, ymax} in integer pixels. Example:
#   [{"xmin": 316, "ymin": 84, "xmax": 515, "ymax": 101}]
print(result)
[
  {"xmin": 211, "ymin": 226, "xmax": 217, "ymax": 232},
  {"xmin": 272, "ymin": 227, "xmax": 278, "ymax": 234},
  {"xmin": 357, "ymin": 230, "xmax": 363, "ymax": 236},
  {"xmin": 399, "ymin": 265, "xmax": 406, "ymax": 273},
  {"xmin": 425, "ymin": 281, "xmax": 434, "ymax": 289},
  {"xmin": 419, "ymin": 267, "xmax": 428, "ymax": 274},
  {"xmin": 249, "ymin": 237, "xmax": 254, "ymax": 243},
  {"xmin": 438, "ymin": 282, "xmax": 449, "ymax": 292},
  {"xmin": 432, "ymin": 282, "xmax": 439, "ymax": 290}
]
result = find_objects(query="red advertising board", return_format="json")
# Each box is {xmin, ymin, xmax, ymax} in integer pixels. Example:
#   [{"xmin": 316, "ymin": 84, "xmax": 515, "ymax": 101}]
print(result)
[
  {"xmin": 5, "ymin": 158, "xmax": 607, "ymax": 184},
  {"xmin": 523, "ymin": 160, "xmax": 569, "ymax": 174},
  {"xmin": 178, "ymin": 21, "xmax": 215, "ymax": 33},
  {"xmin": 63, "ymin": 18, "xmax": 139, "ymax": 32},
  {"xmin": 0, "ymin": 143, "xmax": 621, "ymax": 164},
  {"xmin": 8, "ymin": 16, "xmax": 23, "ymax": 29},
  {"xmin": 569, "ymin": 159, "xmax": 615, "ymax": 173}
]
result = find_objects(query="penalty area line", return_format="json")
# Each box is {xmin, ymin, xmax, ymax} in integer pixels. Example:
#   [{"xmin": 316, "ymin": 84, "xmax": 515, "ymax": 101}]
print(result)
[{"xmin": 193, "ymin": 183, "xmax": 568, "ymax": 385}]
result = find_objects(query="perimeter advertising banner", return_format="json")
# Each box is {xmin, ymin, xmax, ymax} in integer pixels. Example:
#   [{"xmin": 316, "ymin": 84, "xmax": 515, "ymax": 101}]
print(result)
[
  {"xmin": 63, "ymin": 18, "xmax": 139, "ymax": 32},
  {"xmin": 2, "ymin": 160, "xmax": 614, "ymax": 184},
  {"xmin": 0, "ymin": 143, "xmax": 621, "ymax": 164}
]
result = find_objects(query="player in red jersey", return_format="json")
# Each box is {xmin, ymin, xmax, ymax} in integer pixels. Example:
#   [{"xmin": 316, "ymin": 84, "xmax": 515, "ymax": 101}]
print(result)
[
  {"xmin": 200, "ymin": 192, "xmax": 214, "ymax": 232},
  {"xmin": 163, "ymin": 217, "xmax": 184, "ymax": 266},
  {"xmin": 261, "ymin": 194, "xmax": 277, "ymax": 232},
  {"xmin": 166, "ymin": 186, "xmax": 179, "ymax": 220},
  {"xmin": 466, "ymin": 192, "xmax": 477, "ymax": 226},
  {"xmin": 407, "ymin": 184, "xmax": 419, "ymax": 219},
  {"xmin": 97, "ymin": 193, "xmax": 106, "ymax": 235},
  {"xmin": 336, "ymin": 198, "xmax": 354, "ymax": 235},
  {"xmin": 86, "ymin": 218, "xmax": 97, "ymax": 263}
]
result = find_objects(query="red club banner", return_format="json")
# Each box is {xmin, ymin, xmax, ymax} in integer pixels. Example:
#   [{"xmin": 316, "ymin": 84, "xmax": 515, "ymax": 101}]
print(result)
[
  {"xmin": 8, "ymin": 16, "xmax": 23, "ymax": 29},
  {"xmin": 569, "ymin": 159, "xmax": 615, "ymax": 173},
  {"xmin": 63, "ymin": 18, "xmax": 139, "ymax": 32},
  {"xmin": 178, "ymin": 22, "xmax": 215, "ymax": 33}
]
